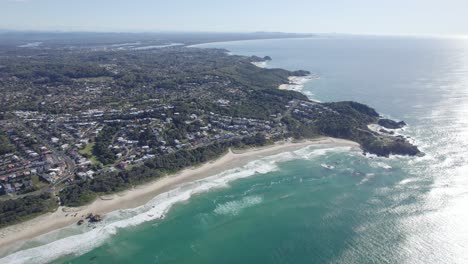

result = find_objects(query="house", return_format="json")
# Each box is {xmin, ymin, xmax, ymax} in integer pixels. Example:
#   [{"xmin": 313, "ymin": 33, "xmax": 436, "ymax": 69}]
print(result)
[
  {"xmin": 40, "ymin": 146, "xmax": 49, "ymax": 153},
  {"xmin": 76, "ymin": 172, "xmax": 87, "ymax": 180},
  {"xmin": 86, "ymin": 170, "xmax": 95, "ymax": 179},
  {"xmin": 40, "ymin": 174, "xmax": 54, "ymax": 183},
  {"xmin": 117, "ymin": 161, "xmax": 128, "ymax": 169},
  {"xmin": 24, "ymin": 180, "xmax": 33, "ymax": 188},
  {"xmin": 13, "ymin": 182, "xmax": 23, "ymax": 191},
  {"xmin": 5, "ymin": 184, "xmax": 14, "ymax": 193}
]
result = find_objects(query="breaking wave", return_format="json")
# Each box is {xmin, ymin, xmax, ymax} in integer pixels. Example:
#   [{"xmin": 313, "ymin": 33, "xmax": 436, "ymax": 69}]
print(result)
[{"xmin": 214, "ymin": 195, "xmax": 263, "ymax": 216}]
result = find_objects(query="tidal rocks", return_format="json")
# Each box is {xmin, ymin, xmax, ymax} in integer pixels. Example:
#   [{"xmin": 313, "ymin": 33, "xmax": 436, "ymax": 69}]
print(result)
[
  {"xmin": 89, "ymin": 214, "xmax": 102, "ymax": 223},
  {"xmin": 85, "ymin": 213, "xmax": 103, "ymax": 223}
]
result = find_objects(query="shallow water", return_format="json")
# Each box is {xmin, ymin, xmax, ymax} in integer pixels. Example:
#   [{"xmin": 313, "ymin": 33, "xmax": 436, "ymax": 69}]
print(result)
[{"xmin": 3, "ymin": 36, "xmax": 468, "ymax": 264}]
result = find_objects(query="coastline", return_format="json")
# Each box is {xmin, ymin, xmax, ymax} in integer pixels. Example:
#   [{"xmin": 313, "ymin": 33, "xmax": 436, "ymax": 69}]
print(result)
[{"xmin": 0, "ymin": 137, "xmax": 359, "ymax": 255}]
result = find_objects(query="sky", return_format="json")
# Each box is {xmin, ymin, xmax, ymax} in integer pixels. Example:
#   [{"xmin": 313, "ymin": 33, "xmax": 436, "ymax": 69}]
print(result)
[{"xmin": 0, "ymin": 0, "xmax": 467, "ymax": 36}]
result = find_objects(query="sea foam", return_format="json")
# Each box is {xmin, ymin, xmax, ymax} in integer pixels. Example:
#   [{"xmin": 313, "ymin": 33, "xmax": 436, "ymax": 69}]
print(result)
[
  {"xmin": 279, "ymin": 75, "xmax": 318, "ymax": 93},
  {"xmin": 214, "ymin": 195, "xmax": 263, "ymax": 216}
]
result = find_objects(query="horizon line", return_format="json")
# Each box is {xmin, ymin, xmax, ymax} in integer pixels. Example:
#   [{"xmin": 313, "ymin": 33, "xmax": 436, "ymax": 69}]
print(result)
[{"xmin": 0, "ymin": 29, "xmax": 467, "ymax": 40}]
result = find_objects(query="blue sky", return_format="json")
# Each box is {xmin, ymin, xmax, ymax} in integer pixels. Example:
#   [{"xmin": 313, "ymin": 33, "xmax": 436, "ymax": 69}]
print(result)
[{"xmin": 1, "ymin": 0, "xmax": 467, "ymax": 36}]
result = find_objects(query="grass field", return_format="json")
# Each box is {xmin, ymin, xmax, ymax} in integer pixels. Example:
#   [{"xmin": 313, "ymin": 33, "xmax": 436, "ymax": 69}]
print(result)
[{"xmin": 78, "ymin": 142, "xmax": 101, "ymax": 165}]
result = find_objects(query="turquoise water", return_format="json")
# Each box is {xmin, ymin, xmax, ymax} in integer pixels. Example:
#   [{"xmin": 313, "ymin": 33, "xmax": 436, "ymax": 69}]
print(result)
[{"xmin": 3, "ymin": 37, "xmax": 468, "ymax": 263}]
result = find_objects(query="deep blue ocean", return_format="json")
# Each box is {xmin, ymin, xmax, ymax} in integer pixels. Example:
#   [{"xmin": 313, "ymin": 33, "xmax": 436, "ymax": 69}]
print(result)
[{"xmin": 2, "ymin": 36, "xmax": 468, "ymax": 264}]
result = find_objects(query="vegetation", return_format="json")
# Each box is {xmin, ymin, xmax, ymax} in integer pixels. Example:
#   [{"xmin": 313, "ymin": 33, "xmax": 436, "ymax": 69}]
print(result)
[
  {"xmin": 79, "ymin": 142, "xmax": 100, "ymax": 165},
  {"xmin": 59, "ymin": 134, "xmax": 267, "ymax": 206},
  {"xmin": 93, "ymin": 125, "xmax": 119, "ymax": 165},
  {"xmin": 283, "ymin": 101, "xmax": 420, "ymax": 156},
  {"xmin": 0, "ymin": 47, "xmax": 309, "ymax": 116},
  {"xmin": 0, "ymin": 193, "xmax": 57, "ymax": 228},
  {"xmin": 0, "ymin": 130, "xmax": 15, "ymax": 155}
]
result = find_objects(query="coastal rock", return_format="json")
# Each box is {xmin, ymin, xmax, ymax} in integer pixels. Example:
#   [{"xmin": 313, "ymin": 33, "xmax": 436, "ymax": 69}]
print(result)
[
  {"xmin": 379, "ymin": 128, "xmax": 394, "ymax": 135},
  {"xmin": 85, "ymin": 213, "xmax": 103, "ymax": 223},
  {"xmin": 359, "ymin": 135, "xmax": 421, "ymax": 157},
  {"xmin": 89, "ymin": 214, "xmax": 102, "ymax": 223},
  {"xmin": 378, "ymin": 119, "xmax": 407, "ymax": 129}
]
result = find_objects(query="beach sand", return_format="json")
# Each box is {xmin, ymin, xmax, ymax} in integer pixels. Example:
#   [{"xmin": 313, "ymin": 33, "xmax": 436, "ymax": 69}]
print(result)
[
  {"xmin": 0, "ymin": 137, "xmax": 359, "ymax": 254},
  {"xmin": 279, "ymin": 75, "xmax": 318, "ymax": 92}
]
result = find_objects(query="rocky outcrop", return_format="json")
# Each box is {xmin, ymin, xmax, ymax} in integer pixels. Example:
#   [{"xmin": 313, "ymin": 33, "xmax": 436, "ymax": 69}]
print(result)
[
  {"xmin": 357, "ymin": 128, "xmax": 422, "ymax": 157},
  {"xmin": 378, "ymin": 119, "xmax": 407, "ymax": 129},
  {"xmin": 291, "ymin": 70, "xmax": 311, "ymax": 77},
  {"xmin": 360, "ymin": 137, "xmax": 421, "ymax": 157},
  {"xmin": 250, "ymin": 55, "xmax": 273, "ymax": 62},
  {"xmin": 285, "ymin": 100, "xmax": 422, "ymax": 157},
  {"xmin": 379, "ymin": 128, "xmax": 394, "ymax": 135}
]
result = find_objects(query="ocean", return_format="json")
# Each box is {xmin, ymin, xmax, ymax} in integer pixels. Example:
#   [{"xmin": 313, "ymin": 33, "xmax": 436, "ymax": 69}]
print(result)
[{"xmin": 3, "ymin": 36, "xmax": 468, "ymax": 263}]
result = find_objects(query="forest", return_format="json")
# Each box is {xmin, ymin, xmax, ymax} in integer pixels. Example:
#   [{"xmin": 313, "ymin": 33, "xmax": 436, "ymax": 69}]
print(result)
[
  {"xmin": 0, "ymin": 130, "xmax": 15, "ymax": 156},
  {"xmin": 0, "ymin": 193, "xmax": 57, "ymax": 228}
]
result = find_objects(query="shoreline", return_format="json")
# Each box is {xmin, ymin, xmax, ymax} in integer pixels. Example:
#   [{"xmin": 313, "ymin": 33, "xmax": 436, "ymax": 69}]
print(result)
[
  {"xmin": 278, "ymin": 75, "xmax": 318, "ymax": 92},
  {"xmin": 0, "ymin": 137, "xmax": 359, "ymax": 255}
]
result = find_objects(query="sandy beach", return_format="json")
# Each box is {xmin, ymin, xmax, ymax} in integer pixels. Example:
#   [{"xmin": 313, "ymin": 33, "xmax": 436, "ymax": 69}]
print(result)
[
  {"xmin": 279, "ymin": 75, "xmax": 318, "ymax": 92},
  {"xmin": 0, "ymin": 137, "xmax": 359, "ymax": 255},
  {"xmin": 251, "ymin": 61, "xmax": 267, "ymax": 68}
]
